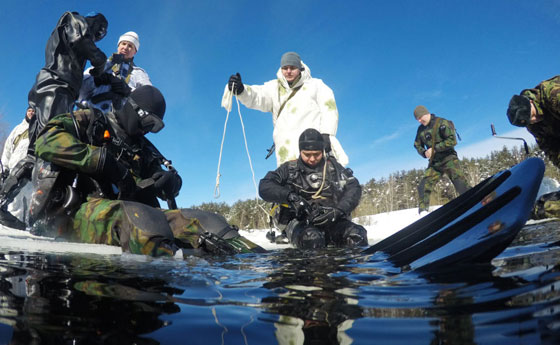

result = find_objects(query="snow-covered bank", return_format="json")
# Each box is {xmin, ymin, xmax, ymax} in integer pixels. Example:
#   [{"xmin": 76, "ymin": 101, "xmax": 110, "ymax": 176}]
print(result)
[
  {"xmin": 0, "ymin": 225, "xmax": 122, "ymax": 256},
  {"xmin": 2, "ymin": 172, "xmax": 558, "ymax": 254},
  {"xmin": 0, "ymin": 207, "xmax": 432, "ymax": 254},
  {"xmin": 240, "ymin": 207, "xmax": 438, "ymax": 250}
]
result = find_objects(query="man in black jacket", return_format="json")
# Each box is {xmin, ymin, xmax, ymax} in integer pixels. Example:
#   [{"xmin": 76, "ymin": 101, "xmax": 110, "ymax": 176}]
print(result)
[{"xmin": 259, "ymin": 128, "xmax": 367, "ymax": 249}]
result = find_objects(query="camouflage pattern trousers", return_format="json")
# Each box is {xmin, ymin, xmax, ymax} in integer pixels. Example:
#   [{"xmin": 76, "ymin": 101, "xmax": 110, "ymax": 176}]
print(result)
[
  {"xmin": 532, "ymin": 191, "xmax": 560, "ymax": 220},
  {"xmin": 418, "ymin": 156, "xmax": 470, "ymax": 212},
  {"xmin": 67, "ymin": 198, "xmax": 261, "ymax": 257}
]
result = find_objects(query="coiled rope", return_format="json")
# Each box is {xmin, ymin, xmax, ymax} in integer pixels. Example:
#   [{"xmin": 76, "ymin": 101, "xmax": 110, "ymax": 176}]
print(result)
[{"xmin": 215, "ymin": 85, "xmax": 270, "ymax": 218}]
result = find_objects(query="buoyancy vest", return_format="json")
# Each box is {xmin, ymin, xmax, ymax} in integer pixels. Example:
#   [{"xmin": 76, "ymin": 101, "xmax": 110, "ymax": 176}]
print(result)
[
  {"xmin": 417, "ymin": 115, "xmax": 458, "ymax": 164},
  {"xmin": 285, "ymin": 156, "xmax": 353, "ymax": 207}
]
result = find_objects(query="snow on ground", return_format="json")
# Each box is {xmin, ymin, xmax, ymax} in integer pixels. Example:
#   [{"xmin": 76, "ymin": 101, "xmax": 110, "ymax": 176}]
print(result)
[
  {"xmin": 0, "ymin": 207, "xmax": 432, "ymax": 254},
  {"xmin": 0, "ymin": 225, "xmax": 122, "ymax": 256},
  {"xmin": 240, "ymin": 206, "xmax": 439, "ymax": 250},
  {"xmin": 0, "ymin": 174, "xmax": 557, "ymax": 254}
]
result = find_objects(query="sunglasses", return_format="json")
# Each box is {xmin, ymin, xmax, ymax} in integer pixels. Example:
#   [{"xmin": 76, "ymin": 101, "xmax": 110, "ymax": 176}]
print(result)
[{"xmin": 128, "ymin": 98, "xmax": 164, "ymax": 133}]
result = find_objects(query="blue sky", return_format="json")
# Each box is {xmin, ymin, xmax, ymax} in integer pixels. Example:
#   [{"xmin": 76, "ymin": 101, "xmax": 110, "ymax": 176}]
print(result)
[{"xmin": 0, "ymin": 0, "xmax": 557, "ymax": 207}]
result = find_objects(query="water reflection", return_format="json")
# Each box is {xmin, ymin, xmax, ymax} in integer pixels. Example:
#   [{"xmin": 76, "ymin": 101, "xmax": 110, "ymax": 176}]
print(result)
[
  {"xmin": 0, "ymin": 253, "xmax": 182, "ymax": 344},
  {"xmin": 0, "ymin": 221, "xmax": 557, "ymax": 344},
  {"xmin": 260, "ymin": 249, "xmax": 366, "ymax": 345}
]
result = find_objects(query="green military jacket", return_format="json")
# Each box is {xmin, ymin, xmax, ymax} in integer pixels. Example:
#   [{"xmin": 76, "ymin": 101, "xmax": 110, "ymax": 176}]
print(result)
[
  {"xmin": 523, "ymin": 75, "xmax": 560, "ymax": 167},
  {"xmin": 414, "ymin": 114, "xmax": 458, "ymax": 166},
  {"xmin": 35, "ymin": 108, "xmax": 165, "ymax": 208}
]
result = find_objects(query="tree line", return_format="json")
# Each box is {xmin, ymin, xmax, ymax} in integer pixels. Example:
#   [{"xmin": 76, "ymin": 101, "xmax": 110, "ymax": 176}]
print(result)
[
  {"xmin": 0, "ymin": 117, "xmax": 556, "ymax": 232},
  {"xmin": 193, "ymin": 145, "xmax": 560, "ymax": 230}
]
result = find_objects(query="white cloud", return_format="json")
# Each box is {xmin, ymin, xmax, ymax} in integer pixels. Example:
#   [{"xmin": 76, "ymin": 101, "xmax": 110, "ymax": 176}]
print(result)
[{"xmin": 370, "ymin": 130, "xmax": 401, "ymax": 146}]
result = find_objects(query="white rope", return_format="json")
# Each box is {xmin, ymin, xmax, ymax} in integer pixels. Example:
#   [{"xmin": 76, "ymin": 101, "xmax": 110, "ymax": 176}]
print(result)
[
  {"xmin": 214, "ymin": 86, "xmax": 271, "ymax": 222},
  {"xmin": 235, "ymin": 96, "xmax": 259, "ymax": 199},
  {"xmin": 214, "ymin": 86, "xmax": 233, "ymax": 198}
]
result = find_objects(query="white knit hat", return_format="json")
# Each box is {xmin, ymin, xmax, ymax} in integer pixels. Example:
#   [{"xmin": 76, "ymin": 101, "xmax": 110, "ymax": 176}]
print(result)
[{"xmin": 118, "ymin": 31, "xmax": 140, "ymax": 52}]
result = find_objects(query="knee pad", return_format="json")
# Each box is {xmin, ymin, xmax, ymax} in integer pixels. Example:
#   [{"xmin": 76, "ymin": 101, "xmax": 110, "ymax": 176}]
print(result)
[
  {"xmin": 344, "ymin": 226, "xmax": 368, "ymax": 247},
  {"xmin": 298, "ymin": 227, "xmax": 326, "ymax": 249},
  {"xmin": 118, "ymin": 200, "xmax": 176, "ymax": 256}
]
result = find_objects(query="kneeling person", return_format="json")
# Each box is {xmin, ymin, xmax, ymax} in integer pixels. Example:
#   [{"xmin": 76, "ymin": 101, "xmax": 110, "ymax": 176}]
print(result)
[
  {"xmin": 31, "ymin": 85, "xmax": 263, "ymax": 256},
  {"xmin": 259, "ymin": 128, "xmax": 367, "ymax": 249}
]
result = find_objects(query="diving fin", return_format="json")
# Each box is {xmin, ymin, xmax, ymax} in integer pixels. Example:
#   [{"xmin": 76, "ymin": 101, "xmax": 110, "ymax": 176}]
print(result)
[{"xmin": 364, "ymin": 158, "xmax": 545, "ymax": 271}]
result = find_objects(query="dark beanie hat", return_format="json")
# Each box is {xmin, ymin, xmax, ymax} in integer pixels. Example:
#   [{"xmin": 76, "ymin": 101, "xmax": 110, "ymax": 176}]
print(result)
[
  {"xmin": 506, "ymin": 94, "xmax": 531, "ymax": 127},
  {"xmin": 299, "ymin": 128, "xmax": 324, "ymax": 151},
  {"xmin": 414, "ymin": 105, "xmax": 430, "ymax": 119},
  {"xmin": 130, "ymin": 85, "xmax": 166, "ymax": 120}
]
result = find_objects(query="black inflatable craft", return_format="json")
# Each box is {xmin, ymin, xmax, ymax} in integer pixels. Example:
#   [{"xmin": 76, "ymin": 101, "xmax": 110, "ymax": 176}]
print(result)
[{"xmin": 363, "ymin": 157, "xmax": 545, "ymax": 271}]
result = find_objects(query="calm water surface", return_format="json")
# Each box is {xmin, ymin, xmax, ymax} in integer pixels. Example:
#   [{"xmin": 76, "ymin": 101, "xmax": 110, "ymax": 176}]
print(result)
[{"xmin": 0, "ymin": 221, "xmax": 558, "ymax": 345}]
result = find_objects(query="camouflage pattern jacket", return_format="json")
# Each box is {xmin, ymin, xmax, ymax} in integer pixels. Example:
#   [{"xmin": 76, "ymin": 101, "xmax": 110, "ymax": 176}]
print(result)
[
  {"xmin": 258, "ymin": 156, "xmax": 361, "ymax": 216},
  {"xmin": 414, "ymin": 114, "xmax": 458, "ymax": 166},
  {"xmin": 522, "ymin": 75, "xmax": 560, "ymax": 167},
  {"xmin": 34, "ymin": 108, "xmax": 166, "ymax": 209}
]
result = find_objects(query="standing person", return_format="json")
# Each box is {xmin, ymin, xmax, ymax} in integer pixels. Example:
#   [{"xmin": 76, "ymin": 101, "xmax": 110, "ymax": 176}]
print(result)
[
  {"xmin": 1, "ymin": 107, "xmax": 35, "ymax": 172},
  {"xmin": 27, "ymin": 11, "xmax": 108, "ymax": 154},
  {"xmin": 413, "ymin": 105, "xmax": 470, "ymax": 216},
  {"xmin": 79, "ymin": 31, "xmax": 152, "ymax": 113},
  {"xmin": 506, "ymin": 75, "xmax": 560, "ymax": 218},
  {"xmin": 0, "ymin": 107, "xmax": 36, "ymax": 227},
  {"xmin": 224, "ymin": 52, "xmax": 349, "ymax": 167},
  {"xmin": 29, "ymin": 85, "xmax": 264, "ymax": 256},
  {"xmin": 259, "ymin": 128, "xmax": 367, "ymax": 249}
]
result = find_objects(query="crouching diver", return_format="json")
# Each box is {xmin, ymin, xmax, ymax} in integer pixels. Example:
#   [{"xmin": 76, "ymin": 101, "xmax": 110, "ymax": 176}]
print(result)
[
  {"xmin": 29, "ymin": 85, "xmax": 265, "ymax": 256},
  {"xmin": 259, "ymin": 128, "xmax": 368, "ymax": 249}
]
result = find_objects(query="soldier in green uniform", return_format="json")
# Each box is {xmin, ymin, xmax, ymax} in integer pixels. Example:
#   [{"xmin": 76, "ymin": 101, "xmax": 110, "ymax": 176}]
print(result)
[
  {"xmin": 29, "ymin": 85, "xmax": 264, "ymax": 257},
  {"xmin": 413, "ymin": 105, "xmax": 470, "ymax": 215},
  {"xmin": 507, "ymin": 75, "xmax": 560, "ymax": 219}
]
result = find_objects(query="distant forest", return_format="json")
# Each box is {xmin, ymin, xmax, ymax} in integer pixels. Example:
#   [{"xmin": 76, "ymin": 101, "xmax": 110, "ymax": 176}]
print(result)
[{"xmin": 194, "ymin": 145, "xmax": 560, "ymax": 230}]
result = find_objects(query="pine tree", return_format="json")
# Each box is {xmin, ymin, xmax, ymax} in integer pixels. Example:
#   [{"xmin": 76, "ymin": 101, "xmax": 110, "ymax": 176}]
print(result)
[{"xmin": 191, "ymin": 145, "xmax": 560, "ymax": 229}]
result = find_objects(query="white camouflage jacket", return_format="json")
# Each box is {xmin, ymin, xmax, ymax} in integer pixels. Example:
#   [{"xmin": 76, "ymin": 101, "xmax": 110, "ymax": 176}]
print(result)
[
  {"xmin": 222, "ymin": 62, "xmax": 348, "ymax": 167},
  {"xmin": 1, "ymin": 119, "xmax": 29, "ymax": 171}
]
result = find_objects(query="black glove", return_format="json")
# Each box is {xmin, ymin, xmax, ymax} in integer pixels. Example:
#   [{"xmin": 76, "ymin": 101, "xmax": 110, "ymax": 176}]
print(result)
[
  {"xmin": 310, "ymin": 206, "xmax": 345, "ymax": 226},
  {"xmin": 152, "ymin": 170, "xmax": 182, "ymax": 200},
  {"xmin": 287, "ymin": 192, "xmax": 311, "ymax": 220},
  {"xmin": 109, "ymin": 75, "xmax": 131, "ymax": 96},
  {"xmin": 93, "ymin": 73, "xmax": 112, "ymax": 86},
  {"xmin": 228, "ymin": 73, "xmax": 244, "ymax": 95},
  {"xmin": 111, "ymin": 53, "xmax": 125, "ymax": 64},
  {"xmin": 102, "ymin": 153, "xmax": 136, "ymax": 199},
  {"xmin": 321, "ymin": 134, "xmax": 332, "ymax": 153},
  {"xmin": 0, "ymin": 156, "xmax": 34, "ymax": 200},
  {"xmin": 89, "ymin": 66, "xmax": 105, "ymax": 78}
]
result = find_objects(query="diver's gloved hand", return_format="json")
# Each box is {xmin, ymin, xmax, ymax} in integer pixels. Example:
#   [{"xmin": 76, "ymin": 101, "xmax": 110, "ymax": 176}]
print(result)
[
  {"xmin": 101, "ymin": 153, "xmax": 136, "ymax": 199},
  {"xmin": 287, "ymin": 192, "xmax": 311, "ymax": 220},
  {"xmin": 228, "ymin": 73, "xmax": 244, "ymax": 95},
  {"xmin": 310, "ymin": 206, "xmax": 345, "ymax": 226},
  {"xmin": 109, "ymin": 75, "xmax": 131, "ymax": 96},
  {"xmin": 89, "ymin": 65, "xmax": 105, "ymax": 78},
  {"xmin": 152, "ymin": 170, "xmax": 182, "ymax": 199},
  {"xmin": 93, "ymin": 73, "xmax": 112, "ymax": 86},
  {"xmin": 0, "ymin": 155, "xmax": 34, "ymax": 200}
]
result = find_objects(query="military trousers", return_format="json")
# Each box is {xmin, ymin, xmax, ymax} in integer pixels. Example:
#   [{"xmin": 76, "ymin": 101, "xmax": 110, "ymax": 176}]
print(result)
[
  {"xmin": 60, "ymin": 198, "xmax": 263, "ymax": 257},
  {"xmin": 418, "ymin": 156, "xmax": 470, "ymax": 212}
]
